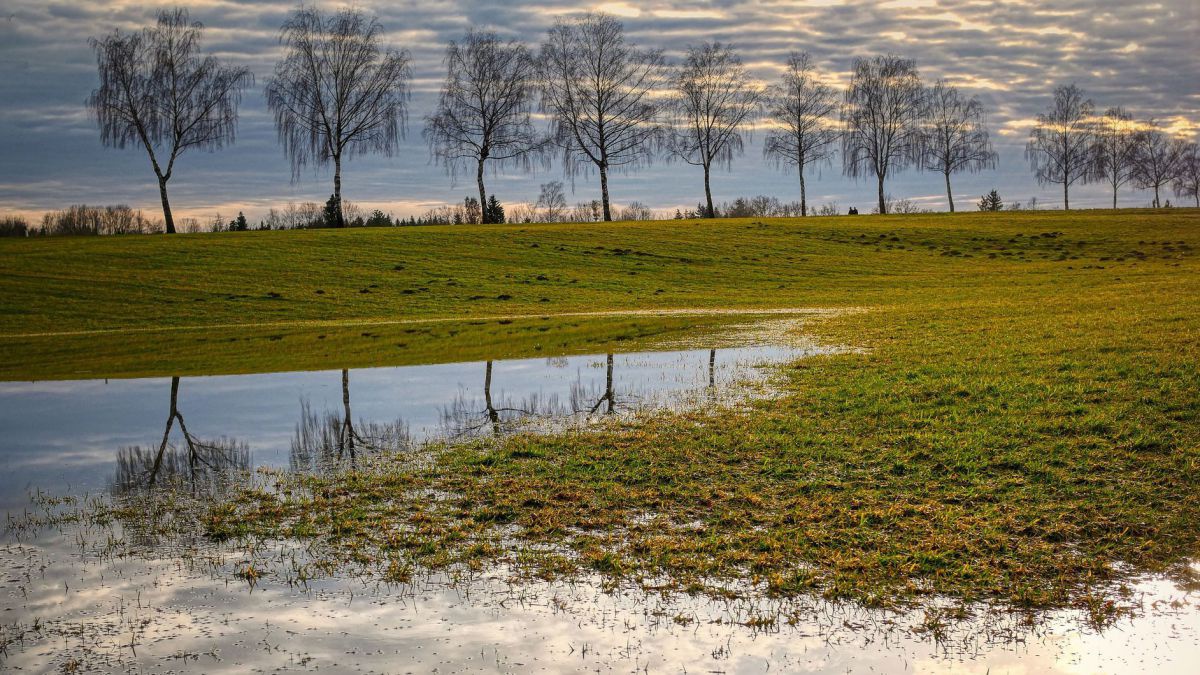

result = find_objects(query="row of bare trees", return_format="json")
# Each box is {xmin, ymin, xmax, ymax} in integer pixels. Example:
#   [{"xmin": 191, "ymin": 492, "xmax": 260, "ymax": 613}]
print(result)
[
  {"xmin": 87, "ymin": 8, "xmax": 1196, "ymax": 233},
  {"xmin": 1026, "ymin": 85, "xmax": 1200, "ymax": 209},
  {"xmin": 425, "ymin": 21, "xmax": 998, "ymax": 218},
  {"xmin": 88, "ymin": 7, "xmax": 409, "ymax": 233}
]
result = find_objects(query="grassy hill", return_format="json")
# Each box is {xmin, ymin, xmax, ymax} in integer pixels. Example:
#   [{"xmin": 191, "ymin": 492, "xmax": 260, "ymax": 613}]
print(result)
[{"xmin": 1, "ymin": 209, "xmax": 1196, "ymax": 378}]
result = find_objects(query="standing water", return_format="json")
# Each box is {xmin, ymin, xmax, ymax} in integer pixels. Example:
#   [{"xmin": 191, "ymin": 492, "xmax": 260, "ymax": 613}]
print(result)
[{"xmin": 0, "ymin": 332, "xmax": 1197, "ymax": 673}]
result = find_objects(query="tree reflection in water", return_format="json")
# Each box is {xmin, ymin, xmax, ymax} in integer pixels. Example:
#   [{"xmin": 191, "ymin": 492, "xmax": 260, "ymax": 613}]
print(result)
[
  {"xmin": 113, "ymin": 350, "xmax": 724, "ymax": 489},
  {"xmin": 440, "ymin": 354, "xmax": 626, "ymax": 439},
  {"xmin": 290, "ymin": 369, "xmax": 410, "ymax": 471},
  {"xmin": 113, "ymin": 376, "xmax": 251, "ymax": 493}
]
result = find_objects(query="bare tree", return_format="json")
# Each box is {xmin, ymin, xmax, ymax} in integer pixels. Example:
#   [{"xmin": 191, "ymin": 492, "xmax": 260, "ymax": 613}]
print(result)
[
  {"xmin": 88, "ymin": 9, "xmax": 251, "ymax": 234},
  {"xmin": 538, "ymin": 13, "xmax": 668, "ymax": 221},
  {"xmin": 762, "ymin": 52, "xmax": 839, "ymax": 217},
  {"xmin": 425, "ymin": 29, "xmax": 547, "ymax": 224},
  {"xmin": 841, "ymin": 55, "xmax": 924, "ymax": 215},
  {"xmin": 618, "ymin": 201, "xmax": 654, "ymax": 221},
  {"xmin": 916, "ymin": 80, "xmax": 996, "ymax": 212},
  {"xmin": 1088, "ymin": 107, "xmax": 1143, "ymax": 209},
  {"xmin": 1133, "ymin": 123, "xmax": 1187, "ymax": 207},
  {"xmin": 1026, "ymin": 84, "xmax": 1094, "ymax": 210},
  {"xmin": 535, "ymin": 180, "xmax": 568, "ymax": 222},
  {"xmin": 668, "ymin": 42, "xmax": 763, "ymax": 218},
  {"xmin": 266, "ymin": 7, "xmax": 412, "ymax": 227},
  {"xmin": 1172, "ymin": 142, "xmax": 1200, "ymax": 208}
]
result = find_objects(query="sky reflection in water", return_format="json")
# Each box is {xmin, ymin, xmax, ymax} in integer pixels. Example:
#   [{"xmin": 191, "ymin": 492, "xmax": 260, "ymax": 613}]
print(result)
[{"xmin": 0, "ymin": 342, "xmax": 1197, "ymax": 672}]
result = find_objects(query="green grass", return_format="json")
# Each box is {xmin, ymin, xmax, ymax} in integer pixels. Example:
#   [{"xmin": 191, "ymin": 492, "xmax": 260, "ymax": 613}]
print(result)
[
  {"xmin": 5, "ymin": 209, "xmax": 1199, "ymax": 623},
  {"xmin": 1, "ymin": 209, "xmax": 1193, "ymax": 378}
]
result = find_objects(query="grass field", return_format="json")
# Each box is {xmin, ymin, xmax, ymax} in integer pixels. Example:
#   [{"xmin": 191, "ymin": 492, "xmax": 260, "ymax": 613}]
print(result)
[{"xmin": 4, "ymin": 209, "xmax": 1199, "ymax": 622}]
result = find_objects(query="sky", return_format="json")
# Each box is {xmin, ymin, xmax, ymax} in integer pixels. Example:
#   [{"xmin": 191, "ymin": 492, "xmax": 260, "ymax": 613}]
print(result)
[{"xmin": 1, "ymin": 0, "xmax": 1197, "ymax": 223}]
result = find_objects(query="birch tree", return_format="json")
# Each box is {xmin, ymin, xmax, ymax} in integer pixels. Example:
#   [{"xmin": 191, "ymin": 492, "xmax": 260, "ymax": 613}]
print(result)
[
  {"xmin": 841, "ymin": 55, "xmax": 924, "ymax": 215},
  {"xmin": 538, "ymin": 13, "xmax": 668, "ymax": 221},
  {"xmin": 1026, "ymin": 84, "xmax": 1094, "ymax": 210},
  {"xmin": 1088, "ymin": 107, "xmax": 1142, "ymax": 208},
  {"xmin": 668, "ymin": 42, "xmax": 763, "ymax": 218},
  {"xmin": 917, "ymin": 80, "xmax": 996, "ymax": 212},
  {"xmin": 1133, "ymin": 124, "xmax": 1187, "ymax": 208},
  {"xmin": 88, "ymin": 9, "xmax": 251, "ymax": 233},
  {"xmin": 266, "ymin": 7, "xmax": 412, "ymax": 227},
  {"xmin": 425, "ymin": 29, "xmax": 547, "ymax": 223},
  {"xmin": 762, "ymin": 52, "xmax": 839, "ymax": 217},
  {"xmin": 1172, "ymin": 142, "xmax": 1200, "ymax": 208}
]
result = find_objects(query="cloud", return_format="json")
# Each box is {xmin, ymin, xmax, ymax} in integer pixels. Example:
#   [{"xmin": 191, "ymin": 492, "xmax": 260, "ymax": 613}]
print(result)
[{"xmin": 0, "ymin": 0, "xmax": 1197, "ymax": 219}]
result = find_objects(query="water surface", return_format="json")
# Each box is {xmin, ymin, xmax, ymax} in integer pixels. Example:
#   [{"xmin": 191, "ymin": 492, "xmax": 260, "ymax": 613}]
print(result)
[{"xmin": 1, "ymin": 325, "xmax": 1196, "ymax": 673}]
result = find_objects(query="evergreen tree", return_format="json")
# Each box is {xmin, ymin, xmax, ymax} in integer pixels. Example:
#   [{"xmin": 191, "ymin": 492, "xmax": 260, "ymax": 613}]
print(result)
[
  {"xmin": 322, "ymin": 194, "xmax": 341, "ymax": 227},
  {"xmin": 485, "ymin": 195, "xmax": 505, "ymax": 224},
  {"xmin": 228, "ymin": 211, "xmax": 249, "ymax": 231},
  {"xmin": 977, "ymin": 189, "xmax": 1003, "ymax": 212},
  {"xmin": 366, "ymin": 209, "xmax": 392, "ymax": 227}
]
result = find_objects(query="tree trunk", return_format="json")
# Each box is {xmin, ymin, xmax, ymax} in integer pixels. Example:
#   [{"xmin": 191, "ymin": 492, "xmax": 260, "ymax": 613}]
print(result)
[
  {"xmin": 799, "ymin": 172, "xmax": 807, "ymax": 217},
  {"xmin": 1153, "ymin": 185, "xmax": 1160, "ymax": 209},
  {"xmin": 703, "ymin": 163, "xmax": 714, "ymax": 218},
  {"xmin": 158, "ymin": 176, "xmax": 176, "ymax": 234},
  {"xmin": 477, "ymin": 158, "xmax": 488, "ymax": 224},
  {"xmin": 877, "ymin": 173, "xmax": 886, "ymax": 215},
  {"xmin": 1113, "ymin": 182, "xmax": 1118, "ymax": 209},
  {"xmin": 1063, "ymin": 182, "xmax": 1069, "ymax": 211},
  {"xmin": 944, "ymin": 171, "xmax": 955, "ymax": 213},
  {"xmin": 333, "ymin": 154, "xmax": 345, "ymax": 227},
  {"xmin": 599, "ymin": 163, "xmax": 612, "ymax": 222}
]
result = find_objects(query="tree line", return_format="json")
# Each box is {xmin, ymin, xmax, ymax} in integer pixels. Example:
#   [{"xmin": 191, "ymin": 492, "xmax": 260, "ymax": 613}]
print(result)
[{"xmin": 39, "ymin": 7, "xmax": 1200, "ymax": 235}]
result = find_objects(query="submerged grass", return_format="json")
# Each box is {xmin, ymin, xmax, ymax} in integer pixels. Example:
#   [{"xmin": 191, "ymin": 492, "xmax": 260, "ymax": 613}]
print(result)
[{"xmin": 4, "ymin": 209, "xmax": 1199, "ymax": 625}]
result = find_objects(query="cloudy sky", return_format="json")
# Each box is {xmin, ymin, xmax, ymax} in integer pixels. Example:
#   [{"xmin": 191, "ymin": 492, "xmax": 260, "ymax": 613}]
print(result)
[{"xmin": 1, "ymin": 0, "xmax": 1197, "ymax": 222}]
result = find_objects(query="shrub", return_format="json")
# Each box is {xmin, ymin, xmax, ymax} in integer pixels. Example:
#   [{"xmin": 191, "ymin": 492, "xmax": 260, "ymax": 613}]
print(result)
[
  {"xmin": 40, "ymin": 205, "xmax": 162, "ymax": 236},
  {"xmin": 0, "ymin": 215, "xmax": 29, "ymax": 237}
]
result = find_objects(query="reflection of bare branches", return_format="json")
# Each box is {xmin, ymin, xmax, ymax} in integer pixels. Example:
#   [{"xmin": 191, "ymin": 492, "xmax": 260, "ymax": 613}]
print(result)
[
  {"xmin": 440, "ymin": 361, "xmax": 549, "ymax": 439},
  {"xmin": 290, "ymin": 373, "xmax": 410, "ymax": 473},
  {"xmin": 112, "ymin": 438, "xmax": 249, "ymax": 495},
  {"xmin": 441, "ymin": 355, "xmax": 634, "ymax": 439},
  {"xmin": 145, "ymin": 377, "xmax": 246, "ymax": 487}
]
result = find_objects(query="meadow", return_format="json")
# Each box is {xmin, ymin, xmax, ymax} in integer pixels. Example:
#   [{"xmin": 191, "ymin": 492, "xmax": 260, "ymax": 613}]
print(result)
[{"xmin": 2, "ymin": 209, "xmax": 1197, "ymax": 622}]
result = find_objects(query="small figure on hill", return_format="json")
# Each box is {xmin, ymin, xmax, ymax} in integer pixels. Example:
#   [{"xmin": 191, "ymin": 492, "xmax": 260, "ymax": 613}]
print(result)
[{"xmin": 848, "ymin": 206, "xmax": 859, "ymax": 215}]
